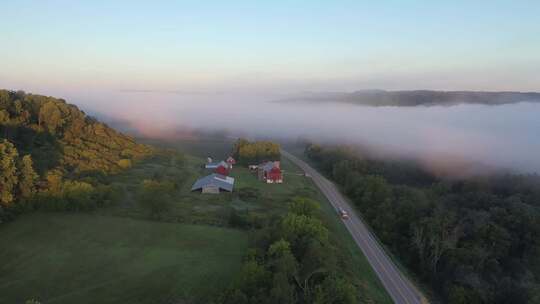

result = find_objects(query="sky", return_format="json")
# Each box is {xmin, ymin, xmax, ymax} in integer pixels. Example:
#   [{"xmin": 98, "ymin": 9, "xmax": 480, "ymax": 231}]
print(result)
[{"xmin": 1, "ymin": 0, "xmax": 540, "ymax": 94}]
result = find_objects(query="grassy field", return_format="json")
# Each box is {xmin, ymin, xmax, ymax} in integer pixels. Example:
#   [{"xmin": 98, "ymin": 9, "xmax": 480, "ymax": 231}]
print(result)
[
  {"xmin": 0, "ymin": 213, "xmax": 248, "ymax": 304},
  {"xmin": 100, "ymin": 139, "xmax": 320, "ymax": 225}
]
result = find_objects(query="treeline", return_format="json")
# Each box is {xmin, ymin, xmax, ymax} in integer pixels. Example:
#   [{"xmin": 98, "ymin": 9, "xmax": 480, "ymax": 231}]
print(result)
[
  {"xmin": 0, "ymin": 89, "xmax": 152, "ymax": 221},
  {"xmin": 0, "ymin": 140, "xmax": 38, "ymax": 206},
  {"xmin": 287, "ymin": 90, "xmax": 540, "ymax": 107},
  {"xmin": 218, "ymin": 197, "xmax": 357, "ymax": 304},
  {"xmin": 305, "ymin": 144, "xmax": 540, "ymax": 304},
  {"xmin": 232, "ymin": 139, "xmax": 280, "ymax": 165}
]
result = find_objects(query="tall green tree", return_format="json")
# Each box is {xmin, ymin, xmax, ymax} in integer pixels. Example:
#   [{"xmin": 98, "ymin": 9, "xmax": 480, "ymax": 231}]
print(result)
[
  {"xmin": 289, "ymin": 197, "xmax": 320, "ymax": 217},
  {"xmin": 0, "ymin": 140, "xmax": 19, "ymax": 205},
  {"xmin": 270, "ymin": 271, "xmax": 296, "ymax": 304},
  {"xmin": 138, "ymin": 179, "xmax": 174, "ymax": 219},
  {"xmin": 18, "ymin": 155, "xmax": 38, "ymax": 198},
  {"xmin": 268, "ymin": 239, "xmax": 299, "ymax": 303},
  {"xmin": 0, "ymin": 110, "xmax": 9, "ymax": 125},
  {"xmin": 412, "ymin": 207, "xmax": 458, "ymax": 275},
  {"xmin": 281, "ymin": 213, "xmax": 329, "ymax": 246},
  {"xmin": 0, "ymin": 109, "xmax": 10, "ymax": 138},
  {"xmin": 38, "ymin": 101, "xmax": 64, "ymax": 134},
  {"xmin": 312, "ymin": 275, "xmax": 357, "ymax": 304}
]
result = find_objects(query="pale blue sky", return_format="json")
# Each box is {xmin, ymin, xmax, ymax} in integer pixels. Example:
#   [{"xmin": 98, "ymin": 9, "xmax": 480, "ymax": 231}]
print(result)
[{"xmin": 1, "ymin": 0, "xmax": 539, "ymax": 93}]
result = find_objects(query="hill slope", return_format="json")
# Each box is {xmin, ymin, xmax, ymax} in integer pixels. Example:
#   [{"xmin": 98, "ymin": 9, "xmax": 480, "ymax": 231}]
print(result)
[
  {"xmin": 277, "ymin": 90, "xmax": 540, "ymax": 107},
  {"xmin": 0, "ymin": 89, "xmax": 152, "ymax": 208},
  {"xmin": 0, "ymin": 89, "xmax": 152, "ymax": 175}
]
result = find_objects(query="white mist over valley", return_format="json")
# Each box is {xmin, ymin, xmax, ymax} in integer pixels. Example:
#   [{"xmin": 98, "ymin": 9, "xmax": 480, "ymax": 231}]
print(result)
[{"xmin": 70, "ymin": 90, "xmax": 540, "ymax": 174}]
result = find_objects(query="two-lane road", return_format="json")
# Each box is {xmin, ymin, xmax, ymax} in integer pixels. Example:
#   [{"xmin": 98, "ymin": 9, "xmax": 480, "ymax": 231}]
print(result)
[{"xmin": 282, "ymin": 150, "xmax": 426, "ymax": 304}]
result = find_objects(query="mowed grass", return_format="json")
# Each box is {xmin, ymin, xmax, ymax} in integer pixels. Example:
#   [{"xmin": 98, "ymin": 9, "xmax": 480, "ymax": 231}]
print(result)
[{"xmin": 0, "ymin": 213, "xmax": 248, "ymax": 304}]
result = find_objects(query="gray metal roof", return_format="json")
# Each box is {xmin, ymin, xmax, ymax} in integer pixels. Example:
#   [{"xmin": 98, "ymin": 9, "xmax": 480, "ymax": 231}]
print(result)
[
  {"xmin": 260, "ymin": 161, "xmax": 276, "ymax": 172},
  {"xmin": 191, "ymin": 173, "xmax": 235, "ymax": 192},
  {"xmin": 205, "ymin": 161, "xmax": 228, "ymax": 169}
]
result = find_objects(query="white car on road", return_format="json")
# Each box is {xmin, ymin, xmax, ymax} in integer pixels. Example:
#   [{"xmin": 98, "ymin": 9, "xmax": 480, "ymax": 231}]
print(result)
[{"xmin": 337, "ymin": 207, "xmax": 349, "ymax": 220}]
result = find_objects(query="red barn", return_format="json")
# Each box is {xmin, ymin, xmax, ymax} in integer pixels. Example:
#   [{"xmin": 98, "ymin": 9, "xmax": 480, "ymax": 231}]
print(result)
[
  {"xmin": 215, "ymin": 164, "xmax": 230, "ymax": 176},
  {"xmin": 257, "ymin": 161, "xmax": 283, "ymax": 183},
  {"xmin": 267, "ymin": 166, "xmax": 282, "ymax": 183}
]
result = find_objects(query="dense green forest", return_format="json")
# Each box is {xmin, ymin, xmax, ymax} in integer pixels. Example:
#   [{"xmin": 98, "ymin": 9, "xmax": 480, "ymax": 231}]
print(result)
[
  {"xmin": 232, "ymin": 138, "xmax": 281, "ymax": 165},
  {"xmin": 304, "ymin": 143, "xmax": 540, "ymax": 303},
  {"xmin": 0, "ymin": 90, "xmax": 152, "ymax": 220}
]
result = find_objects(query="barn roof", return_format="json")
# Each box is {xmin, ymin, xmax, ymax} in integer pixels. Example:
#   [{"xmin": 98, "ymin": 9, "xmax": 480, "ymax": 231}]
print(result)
[
  {"xmin": 260, "ymin": 161, "xmax": 278, "ymax": 173},
  {"xmin": 191, "ymin": 173, "xmax": 235, "ymax": 192},
  {"xmin": 205, "ymin": 160, "xmax": 228, "ymax": 169}
]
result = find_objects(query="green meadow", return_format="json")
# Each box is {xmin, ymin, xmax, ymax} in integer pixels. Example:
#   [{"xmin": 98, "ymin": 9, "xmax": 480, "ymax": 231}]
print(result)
[{"xmin": 0, "ymin": 213, "xmax": 247, "ymax": 304}]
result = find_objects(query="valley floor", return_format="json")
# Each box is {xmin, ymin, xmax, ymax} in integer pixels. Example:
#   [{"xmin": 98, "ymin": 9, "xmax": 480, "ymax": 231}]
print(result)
[{"xmin": 0, "ymin": 138, "xmax": 392, "ymax": 303}]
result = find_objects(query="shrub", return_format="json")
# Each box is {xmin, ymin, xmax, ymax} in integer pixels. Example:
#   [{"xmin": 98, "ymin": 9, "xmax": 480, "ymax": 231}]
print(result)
[{"xmin": 137, "ymin": 179, "xmax": 174, "ymax": 219}]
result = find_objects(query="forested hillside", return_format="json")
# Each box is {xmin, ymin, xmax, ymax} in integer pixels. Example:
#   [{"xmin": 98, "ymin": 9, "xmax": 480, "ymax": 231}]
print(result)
[
  {"xmin": 0, "ymin": 90, "xmax": 152, "ymax": 217},
  {"xmin": 305, "ymin": 144, "xmax": 540, "ymax": 303},
  {"xmin": 279, "ymin": 90, "xmax": 540, "ymax": 107}
]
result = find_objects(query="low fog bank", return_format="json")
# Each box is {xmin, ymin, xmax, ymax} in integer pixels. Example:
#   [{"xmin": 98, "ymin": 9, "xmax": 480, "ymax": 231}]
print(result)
[{"xmin": 76, "ymin": 91, "xmax": 540, "ymax": 175}]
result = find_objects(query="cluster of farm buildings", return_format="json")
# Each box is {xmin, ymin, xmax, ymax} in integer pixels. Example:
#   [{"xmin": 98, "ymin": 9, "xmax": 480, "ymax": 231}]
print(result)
[{"xmin": 191, "ymin": 156, "xmax": 283, "ymax": 194}]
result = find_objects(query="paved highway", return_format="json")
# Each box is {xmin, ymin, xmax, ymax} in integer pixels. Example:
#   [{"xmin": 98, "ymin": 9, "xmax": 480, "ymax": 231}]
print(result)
[{"xmin": 282, "ymin": 150, "xmax": 426, "ymax": 304}]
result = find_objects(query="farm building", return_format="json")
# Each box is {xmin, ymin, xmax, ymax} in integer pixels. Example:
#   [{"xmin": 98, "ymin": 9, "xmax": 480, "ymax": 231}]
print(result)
[
  {"xmin": 205, "ymin": 160, "xmax": 231, "ymax": 175},
  {"xmin": 205, "ymin": 160, "xmax": 229, "ymax": 169},
  {"xmin": 215, "ymin": 163, "xmax": 230, "ymax": 176},
  {"xmin": 257, "ymin": 161, "xmax": 283, "ymax": 183},
  {"xmin": 226, "ymin": 156, "xmax": 236, "ymax": 168},
  {"xmin": 191, "ymin": 173, "xmax": 235, "ymax": 194}
]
